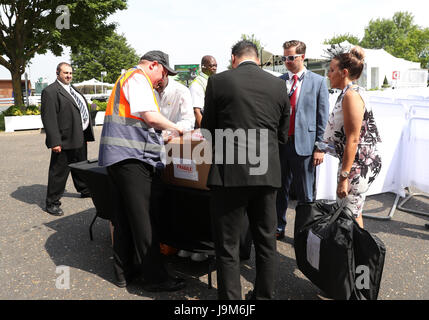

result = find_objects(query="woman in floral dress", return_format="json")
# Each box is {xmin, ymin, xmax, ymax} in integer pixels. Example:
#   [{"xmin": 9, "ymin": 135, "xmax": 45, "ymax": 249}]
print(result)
[{"xmin": 323, "ymin": 46, "xmax": 382, "ymax": 228}]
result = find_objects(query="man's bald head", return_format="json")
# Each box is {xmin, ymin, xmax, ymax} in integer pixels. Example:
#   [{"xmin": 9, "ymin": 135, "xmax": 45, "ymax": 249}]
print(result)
[{"xmin": 201, "ymin": 55, "xmax": 217, "ymax": 76}]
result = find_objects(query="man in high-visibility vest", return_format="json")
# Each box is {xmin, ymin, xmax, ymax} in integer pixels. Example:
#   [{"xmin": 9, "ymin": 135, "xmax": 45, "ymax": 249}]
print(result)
[
  {"xmin": 189, "ymin": 55, "xmax": 217, "ymax": 128},
  {"xmin": 98, "ymin": 51, "xmax": 186, "ymax": 292}
]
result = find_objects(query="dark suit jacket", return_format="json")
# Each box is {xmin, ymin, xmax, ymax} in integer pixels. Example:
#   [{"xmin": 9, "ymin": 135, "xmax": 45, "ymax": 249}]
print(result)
[
  {"xmin": 41, "ymin": 81, "xmax": 95, "ymax": 150},
  {"xmin": 201, "ymin": 61, "xmax": 290, "ymax": 188}
]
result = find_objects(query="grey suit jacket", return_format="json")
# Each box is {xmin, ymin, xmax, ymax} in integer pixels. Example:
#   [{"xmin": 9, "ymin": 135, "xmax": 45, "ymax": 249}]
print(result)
[{"xmin": 280, "ymin": 70, "xmax": 329, "ymax": 156}]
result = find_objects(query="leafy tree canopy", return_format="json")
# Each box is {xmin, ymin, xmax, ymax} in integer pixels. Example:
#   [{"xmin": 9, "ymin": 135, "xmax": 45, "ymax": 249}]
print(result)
[
  {"xmin": 323, "ymin": 33, "xmax": 360, "ymax": 45},
  {"xmin": 0, "ymin": 0, "xmax": 127, "ymax": 106},
  {"xmin": 71, "ymin": 32, "xmax": 139, "ymax": 84},
  {"xmin": 324, "ymin": 11, "xmax": 429, "ymax": 68}
]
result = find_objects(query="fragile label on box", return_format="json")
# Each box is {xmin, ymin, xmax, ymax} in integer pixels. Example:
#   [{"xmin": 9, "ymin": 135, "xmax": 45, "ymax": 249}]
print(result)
[{"xmin": 172, "ymin": 157, "xmax": 198, "ymax": 181}]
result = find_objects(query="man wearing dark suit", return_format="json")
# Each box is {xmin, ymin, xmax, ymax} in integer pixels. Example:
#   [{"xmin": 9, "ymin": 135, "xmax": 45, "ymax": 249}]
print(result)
[
  {"xmin": 201, "ymin": 40, "xmax": 290, "ymax": 300},
  {"xmin": 41, "ymin": 62, "xmax": 94, "ymax": 216},
  {"xmin": 275, "ymin": 40, "xmax": 330, "ymax": 239}
]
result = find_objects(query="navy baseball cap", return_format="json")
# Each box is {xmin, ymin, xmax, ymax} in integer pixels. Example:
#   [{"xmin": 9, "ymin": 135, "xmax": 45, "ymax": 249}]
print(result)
[{"xmin": 140, "ymin": 50, "xmax": 177, "ymax": 76}]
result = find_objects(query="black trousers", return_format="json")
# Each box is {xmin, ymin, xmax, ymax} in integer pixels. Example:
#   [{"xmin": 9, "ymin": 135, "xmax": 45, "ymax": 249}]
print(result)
[
  {"xmin": 107, "ymin": 159, "xmax": 168, "ymax": 283},
  {"xmin": 210, "ymin": 186, "xmax": 277, "ymax": 300},
  {"xmin": 46, "ymin": 143, "xmax": 89, "ymax": 206}
]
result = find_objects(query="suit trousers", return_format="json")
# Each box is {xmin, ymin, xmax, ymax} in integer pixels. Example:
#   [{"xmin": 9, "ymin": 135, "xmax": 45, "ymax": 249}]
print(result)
[
  {"xmin": 107, "ymin": 159, "xmax": 169, "ymax": 283},
  {"xmin": 210, "ymin": 186, "xmax": 277, "ymax": 300},
  {"xmin": 46, "ymin": 143, "xmax": 89, "ymax": 206},
  {"xmin": 276, "ymin": 138, "xmax": 314, "ymax": 233}
]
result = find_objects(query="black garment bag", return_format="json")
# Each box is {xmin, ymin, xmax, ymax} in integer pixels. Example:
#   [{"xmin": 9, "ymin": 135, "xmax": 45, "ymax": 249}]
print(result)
[{"xmin": 294, "ymin": 202, "xmax": 386, "ymax": 300}]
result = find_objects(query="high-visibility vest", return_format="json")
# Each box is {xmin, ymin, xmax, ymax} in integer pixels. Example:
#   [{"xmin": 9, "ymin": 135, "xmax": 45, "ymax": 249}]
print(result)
[
  {"xmin": 190, "ymin": 73, "xmax": 208, "ymax": 93},
  {"xmin": 98, "ymin": 67, "xmax": 164, "ymax": 168}
]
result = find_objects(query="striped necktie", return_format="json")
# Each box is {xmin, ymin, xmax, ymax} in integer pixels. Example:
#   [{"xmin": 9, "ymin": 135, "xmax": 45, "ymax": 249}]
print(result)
[{"xmin": 70, "ymin": 87, "xmax": 89, "ymax": 126}]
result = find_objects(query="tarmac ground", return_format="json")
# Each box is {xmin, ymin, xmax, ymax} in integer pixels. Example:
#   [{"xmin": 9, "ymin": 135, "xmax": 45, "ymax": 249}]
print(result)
[{"xmin": 0, "ymin": 126, "xmax": 428, "ymax": 301}]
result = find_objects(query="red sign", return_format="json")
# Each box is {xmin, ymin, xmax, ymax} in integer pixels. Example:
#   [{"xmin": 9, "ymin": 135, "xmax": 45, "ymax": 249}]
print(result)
[{"xmin": 392, "ymin": 71, "xmax": 400, "ymax": 80}]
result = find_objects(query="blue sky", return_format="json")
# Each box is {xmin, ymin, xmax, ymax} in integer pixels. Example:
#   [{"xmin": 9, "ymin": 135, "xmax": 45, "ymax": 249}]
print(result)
[{"xmin": 1, "ymin": 0, "xmax": 428, "ymax": 85}]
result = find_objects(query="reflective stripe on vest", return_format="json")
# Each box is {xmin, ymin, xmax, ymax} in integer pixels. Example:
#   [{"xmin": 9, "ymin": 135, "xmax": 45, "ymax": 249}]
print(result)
[{"xmin": 100, "ymin": 136, "xmax": 163, "ymax": 153}]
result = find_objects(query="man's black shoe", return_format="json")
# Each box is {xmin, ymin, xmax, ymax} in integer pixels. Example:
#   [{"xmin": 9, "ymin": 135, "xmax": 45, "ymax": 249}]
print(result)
[
  {"xmin": 245, "ymin": 290, "xmax": 256, "ymax": 300},
  {"xmin": 276, "ymin": 231, "xmax": 285, "ymax": 240},
  {"xmin": 142, "ymin": 277, "xmax": 186, "ymax": 292},
  {"xmin": 80, "ymin": 192, "xmax": 91, "ymax": 198},
  {"xmin": 114, "ymin": 273, "xmax": 128, "ymax": 288},
  {"xmin": 113, "ymin": 265, "xmax": 141, "ymax": 288},
  {"xmin": 46, "ymin": 205, "xmax": 64, "ymax": 216}
]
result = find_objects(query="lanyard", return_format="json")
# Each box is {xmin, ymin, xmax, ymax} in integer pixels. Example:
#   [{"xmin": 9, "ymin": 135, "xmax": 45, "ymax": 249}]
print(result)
[{"xmin": 288, "ymin": 73, "xmax": 305, "ymax": 97}]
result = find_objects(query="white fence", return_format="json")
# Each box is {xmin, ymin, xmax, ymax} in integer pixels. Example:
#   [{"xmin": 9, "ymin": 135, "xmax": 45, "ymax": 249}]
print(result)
[{"xmin": 0, "ymin": 93, "xmax": 108, "ymax": 108}]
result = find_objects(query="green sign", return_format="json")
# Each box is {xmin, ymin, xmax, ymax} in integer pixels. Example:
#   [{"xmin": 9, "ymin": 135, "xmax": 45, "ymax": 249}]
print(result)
[{"xmin": 174, "ymin": 64, "xmax": 199, "ymax": 83}]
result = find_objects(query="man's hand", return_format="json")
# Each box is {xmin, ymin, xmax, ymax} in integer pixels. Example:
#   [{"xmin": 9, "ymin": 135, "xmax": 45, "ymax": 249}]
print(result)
[
  {"xmin": 52, "ymin": 146, "xmax": 62, "ymax": 153},
  {"xmin": 313, "ymin": 149, "xmax": 324, "ymax": 167},
  {"xmin": 162, "ymin": 128, "xmax": 184, "ymax": 142}
]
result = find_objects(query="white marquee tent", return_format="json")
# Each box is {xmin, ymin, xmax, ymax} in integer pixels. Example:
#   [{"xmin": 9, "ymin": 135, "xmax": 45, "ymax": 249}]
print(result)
[
  {"xmin": 73, "ymin": 78, "xmax": 114, "ymax": 94},
  {"xmin": 305, "ymin": 41, "xmax": 428, "ymax": 90}
]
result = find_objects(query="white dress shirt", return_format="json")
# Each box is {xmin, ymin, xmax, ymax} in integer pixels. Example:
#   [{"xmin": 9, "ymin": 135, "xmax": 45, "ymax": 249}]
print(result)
[
  {"xmin": 57, "ymin": 80, "xmax": 89, "ymax": 130},
  {"xmin": 286, "ymin": 67, "xmax": 307, "ymax": 104},
  {"xmin": 157, "ymin": 79, "xmax": 195, "ymax": 131}
]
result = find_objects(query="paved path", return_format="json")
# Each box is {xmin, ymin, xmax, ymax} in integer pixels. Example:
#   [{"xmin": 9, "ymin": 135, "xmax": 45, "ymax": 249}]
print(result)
[{"xmin": 0, "ymin": 126, "xmax": 428, "ymax": 300}]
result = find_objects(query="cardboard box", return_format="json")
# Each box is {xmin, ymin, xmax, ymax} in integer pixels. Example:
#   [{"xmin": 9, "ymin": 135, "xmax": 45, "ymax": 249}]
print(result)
[{"xmin": 161, "ymin": 130, "xmax": 212, "ymax": 190}]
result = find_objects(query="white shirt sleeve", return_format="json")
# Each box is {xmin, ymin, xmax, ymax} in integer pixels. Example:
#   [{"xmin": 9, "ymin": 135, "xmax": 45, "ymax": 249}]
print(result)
[
  {"xmin": 122, "ymin": 72, "xmax": 159, "ymax": 117},
  {"xmin": 189, "ymin": 82, "xmax": 205, "ymax": 110},
  {"xmin": 175, "ymin": 86, "xmax": 195, "ymax": 131}
]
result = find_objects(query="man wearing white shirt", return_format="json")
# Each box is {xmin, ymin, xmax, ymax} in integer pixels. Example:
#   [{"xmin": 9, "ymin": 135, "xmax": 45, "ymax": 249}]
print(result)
[
  {"xmin": 275, "ymin": 40, "xmax": 330, "ymax": 239},
  {"xmin": 155, "ymin": 77, "xmax": 195, "ymax": 131},
  {"xmin": 41, "ymin": 62, "xmax": 95, "ymax": 216},
  {"xmin": 189, "ymin": 55, "xmax": 217, "ymax": 128}
]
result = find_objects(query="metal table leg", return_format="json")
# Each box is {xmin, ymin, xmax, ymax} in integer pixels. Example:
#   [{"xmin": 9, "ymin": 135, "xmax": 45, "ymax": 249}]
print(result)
[
  {"xmin": 397, "ymin": 187, "xmax": 429, "ymax": 217},
  {"xmin": 363, "ymin": 193, "xmax": 401, "ymax": 220}
]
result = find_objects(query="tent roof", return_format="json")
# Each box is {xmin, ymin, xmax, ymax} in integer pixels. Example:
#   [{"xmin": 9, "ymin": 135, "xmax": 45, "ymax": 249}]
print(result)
[
  {"xmin": 306, "ymin": 41, "xmax": 420, "ymax": 69},
  {"xmin": 74, "ymin": 78, "xmax": 114, "ymax": 87}
]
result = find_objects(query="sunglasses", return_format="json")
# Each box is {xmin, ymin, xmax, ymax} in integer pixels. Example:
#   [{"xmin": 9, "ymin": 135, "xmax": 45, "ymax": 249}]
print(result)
[{"xmin": 281, "ymin": 54, "xmax": 302, "ymax": 62}]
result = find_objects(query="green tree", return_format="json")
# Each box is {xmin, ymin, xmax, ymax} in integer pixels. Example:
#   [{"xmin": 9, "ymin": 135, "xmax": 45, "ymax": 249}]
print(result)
[
  {"xmin": 240, "ymin": 33, "xmax": 263, "ymax": 56},
  {"xmin": 323, "ymin": 33, "xmax": 361, "ymax": 45},
  {"xmin": 0, "ymin": 0, "xmax": 127, "ymax": 107},
  {"xmin": 361, "ymin": 11, "xmax": 429, "ymax": 67},
  {"xmin": 228, "ymin": 33, "xmax": 265, "ymax": 69},
  {"xmin": 71, "ymin": 32, "xmax": 139, "ymax": 84}
]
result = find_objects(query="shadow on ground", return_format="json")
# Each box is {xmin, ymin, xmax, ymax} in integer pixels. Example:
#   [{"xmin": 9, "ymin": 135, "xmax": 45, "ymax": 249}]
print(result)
[
  {"xmin": 43, "ymin": 210, "xmax": 219, "ymax": 299},
  {"xmin": 10, "ymin": 184, "xmax": 85, "ymax": 210}
]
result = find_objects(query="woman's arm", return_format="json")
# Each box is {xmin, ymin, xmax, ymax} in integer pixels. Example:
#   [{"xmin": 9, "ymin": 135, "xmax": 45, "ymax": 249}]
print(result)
[{"xmin": 337, "ymin": 89, "xmax": 365, "ymax": 198}]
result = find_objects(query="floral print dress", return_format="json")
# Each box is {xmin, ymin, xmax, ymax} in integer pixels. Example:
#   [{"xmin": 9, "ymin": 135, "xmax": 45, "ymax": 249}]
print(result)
[{"xmin": 323, "ymin": 84, "xmax": 382, "ymax": 217}]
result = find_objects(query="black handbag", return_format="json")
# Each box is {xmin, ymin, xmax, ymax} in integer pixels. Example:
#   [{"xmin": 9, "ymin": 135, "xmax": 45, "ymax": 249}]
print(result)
[{"xmin": 294, "ymin": 202, "xmax": 386, "ymax": 300}]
